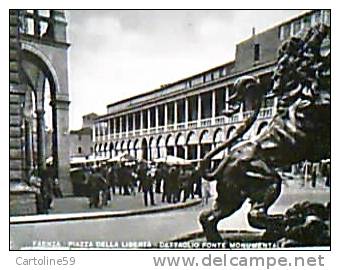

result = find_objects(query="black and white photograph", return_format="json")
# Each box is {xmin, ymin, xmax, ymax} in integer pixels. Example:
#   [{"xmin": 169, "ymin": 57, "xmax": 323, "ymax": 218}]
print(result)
[{"xmin": 9, "ymin": 9, "xmax": 331, "ymax": 251}]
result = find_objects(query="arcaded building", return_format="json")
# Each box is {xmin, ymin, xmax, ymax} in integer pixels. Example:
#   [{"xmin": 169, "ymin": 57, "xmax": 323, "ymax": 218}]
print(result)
[
  {"xmin": 10, "ymin": 10, "xmax": 71, "ymax": 214},
  {"xmin": 93, "ymin": 10, "xmax": 330, "ymax": 165}
]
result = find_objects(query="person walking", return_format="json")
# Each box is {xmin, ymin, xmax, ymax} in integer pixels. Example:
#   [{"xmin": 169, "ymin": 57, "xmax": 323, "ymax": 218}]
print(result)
[
  {"xmin": 140, "ymin": 163, "xmax": 155, "ymax": 206},
  {"xmin": 202, "ymin": 179, "xmax": 211, "ymax": 206}
]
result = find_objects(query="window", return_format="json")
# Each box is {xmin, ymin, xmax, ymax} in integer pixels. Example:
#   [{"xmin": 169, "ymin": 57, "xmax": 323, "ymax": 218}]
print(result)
[
  {"xmin": 254, "ymin": 44, "xmax": 260, "ymax": 61},
  {"xmin": 303, "ymin": 16, "xmax": 311, "ymax": 29},
  {"xmin": 78, "ymin": 147, "xmax": 82, "ymax": 154},
  {"xmin": 78, "ymin": 134, "xmax": 82, "ymax": 141},
  {"xmin": 135, "ymin": 113, "xmax": 141, "ymax": 130},
  {"xmin": 142, "ymin": 110, "xmax": 148, "ymax": 129},
  {"xmin": 293, "ymin": 20, "xmax": 302, "ymax": 35},
  {"xmin": 109, "ymin": 119, "xmax": 114, "ymax": 134},
  {"xmin": 280, "ymin": 24, "xmax": 291, "ymax": 40}
]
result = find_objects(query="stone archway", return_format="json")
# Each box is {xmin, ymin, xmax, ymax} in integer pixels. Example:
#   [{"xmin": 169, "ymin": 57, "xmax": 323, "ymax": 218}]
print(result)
[
  {"xmin": 141, "ymin": 138, "xmax": 148, "ymax": 160},
  {"xmin": 186, "ymin": 131, "xmax": 198, "ymax": 160},
  {"xmin": 20, "ymin": 48, "xmax": 71, "ymax": 194},
  {"xmin": 176, "ymin": 133, "xmax": 186, "ymax": 159},
  {"xmin": 199, "ymin": 130, "xmax": 212, "ymax": 159},
  {"xmin": 166, "ymin": 134, "xmax": 175, "ymax": 156},
  {"xmin": 156, "ymin": 135, "xmax": 166, "ymax": 158}
]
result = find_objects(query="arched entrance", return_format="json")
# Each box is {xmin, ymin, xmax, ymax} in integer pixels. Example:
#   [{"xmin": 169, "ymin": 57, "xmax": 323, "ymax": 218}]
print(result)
[
  {"xmin": 156, "ymin": 135, "xmax": 166, "ymax": 158},
  {"xmin": 18, "ymin": 43, "xmax": 71, "ymax": 194},
  {"xmin": 176, "ymin": 133, "xmax": 186, "ymax": 159},
  {"xmin": 187, "ymin": 131, "xmax": 198, "ymax": 160},
  {"xmin": 141, "ymin": 138, "xmax": 148, "ymax": 160},
  {"xmin": 199, "ymin": 130, "xmax": 212, "ymax": 159},
  {"xmin": 166, "ymin": 134, "xmax": 175, "ymax": 156}
]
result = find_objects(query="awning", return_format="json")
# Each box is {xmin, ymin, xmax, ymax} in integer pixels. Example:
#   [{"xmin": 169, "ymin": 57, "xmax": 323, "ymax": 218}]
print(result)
[{"xmin": 154, "ymin": 155, "xmax": 192, "ymax": 166}]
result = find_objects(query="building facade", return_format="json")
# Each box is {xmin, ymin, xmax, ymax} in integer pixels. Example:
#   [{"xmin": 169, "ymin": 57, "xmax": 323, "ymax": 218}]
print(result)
[
  {"xmin": 93, "ymin": 10, "xmax": 330, "ymax": 166},
  {"xmin": 69, "ymin": 113, "xmax": 97, "ymax": 158},
  {"xmin": 10, "ymin": 10, "xmax": 71, "ymax": 215}
]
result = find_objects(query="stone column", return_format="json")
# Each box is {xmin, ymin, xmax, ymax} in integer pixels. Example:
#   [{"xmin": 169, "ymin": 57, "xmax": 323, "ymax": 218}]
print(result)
[
  {"xmin": 107, "ymin": 119, "xmax": 111, "ymax": 140},
  {"xmin": 184, "ymin": 145, "xmax": 188, "ymax": 160},
  {"xmin": 24, "ymin": 119, "xmax": 33, "ymax": 177},
  {"xmin": 119, "ymin": 117, "xmax": 123, "ymax": 138},
  {"xmin": 35, "ymin": 109, "xmax": 46, "ymax": 175},
  {"xmin": 113, "ymin": 118, "xmax": 116, "ymax": 138},
  {"xmin": 92, "ymin": 123, "xmax": 96, "ymax": 143},
  {"xmin": 174, "ymin": 101, "xmax": 178, "ymax": 129},
  {"xmin": 126, "ymin": 116, "xmax": 129, "ymax": 137},
  {"xmin": 212, "ymin": 90, "xmax": 216, "ymax": 125},
  {"xmin": 52, "ymin": 97, "xmax": 71, "ymax": 195},
  {"xmin": 132, "ymin": 113, "xmax": 136, "ymax": 135},
  {"xmin": 164, "ymin": 104, "xmax": 168, "ymax": 131},
  {"xmin": 147, "ymin": 109, "xmax": 151, "ymax": 130},
  {"xmin": 225, "ymin": 86, "xmax": 229, "ymax": 112},
  {"xmin": 198, "ymin": 94, "xmax": 202, "ymax": 127},
  {"xmin": 197, "ymin": 144, "xmax": 201, "ymax": 160},
  {"xmin": 155, "ymin": 106, "xmax": 159, "ymax": 130},
  {"xmin": 185, "ymin": 98, "xmax": 189, "ymax": 128},
  {"xmin": 140, "ymin": 111, "xmax": 144, "ymax": 133}
]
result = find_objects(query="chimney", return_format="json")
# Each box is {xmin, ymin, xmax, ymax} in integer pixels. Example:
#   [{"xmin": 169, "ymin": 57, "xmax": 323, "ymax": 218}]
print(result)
[{"xmin": 252, "ymin": 27, "xmax": 256, "ymax": 36}]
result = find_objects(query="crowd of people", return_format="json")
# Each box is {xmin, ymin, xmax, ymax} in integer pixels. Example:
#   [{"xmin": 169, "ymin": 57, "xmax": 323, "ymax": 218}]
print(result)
[{"xmin": 71, "ymin": 160, "xmax": 211, "ymax": 209}]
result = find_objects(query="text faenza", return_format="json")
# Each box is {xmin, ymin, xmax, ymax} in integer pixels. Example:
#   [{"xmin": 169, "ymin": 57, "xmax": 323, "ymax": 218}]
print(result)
[{"xmin": 16, "ymin": 256, "xmax": 76, "ymax": 266}]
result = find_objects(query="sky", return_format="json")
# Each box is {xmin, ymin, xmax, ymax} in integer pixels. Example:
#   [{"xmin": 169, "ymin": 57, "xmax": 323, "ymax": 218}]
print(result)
[{"xmin": 66, "ymin": 10, "xmax": 307, "ymax": 130}]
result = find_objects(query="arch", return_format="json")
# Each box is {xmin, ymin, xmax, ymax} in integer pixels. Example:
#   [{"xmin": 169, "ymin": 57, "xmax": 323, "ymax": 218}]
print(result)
[
  {"xmin": 176, "ymin": 133, "xmax": 186, "ymax": 146},
  {"xmin": 175, "ymin": 133, "xmax": 186, "ymax": 158},
  {"xmin": 199, "ymin": 130, "xmax": 211, "ymax": 144},
  {"xmin": 149, "ymin": 137, "xmax": 156, "ymax": 160},
  {"xmin": 141, "ymin": 138, "xmax": 148, "ymax": 160},
  {"xmin": 157, "ymin": 135, "xmax": 165, "ymax": 147},
  {"xmin": 21, "ymin": 44, "xmax": 61, "ymax": 93},
  {"xmin": 127, "ymin": 140, "xmax": 133, "ymax": 154},
  {"xmin": 213, "ymin": 128, "xmax": 225, "ymax": 160},
  {"xmin": 213, "ymin": 128, "xmax": 224, "ymax": 144},
  {"xmin": 166, "ymin": 134, "xmax": 175, "ymax": 146},
  {"xmin": 257, "ymin": 121, "xmax": 269, "ymax": 135},
  {"xmin": 186, "ymin": 131, "xmax": 198, "ymax": 145},
  {"xmin": 133, "ymin": 139, "xmax": 140, "ymax": 150},
  {"xmin": 20, "ymin": 43, "xmax": 71, "ymax": 194},
  {"xmin": 156, "ymin": 135, "xmax": 166, "ymax": 158},
  {"xmin": 186, "ymin": 131, "xmax": 198, "ymax": 160},
  {"xmin": 121, "ymin": 140, "xmax": 127, "ymax": 152},
  {"xmin": 115, "ymin": 141, "xmax": 121, "ymax": 154},
  {"xmin": 166, "ymin": 134, "xmax": 175, "ymax": 156},
  {"xmin": 114, "ymin": 141, "xmax": 119, "ymax": 150},
  {"xmin": 226, "ymin": 126, "xmax": 236, "ymax": 139}
]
